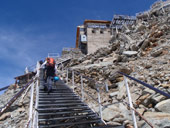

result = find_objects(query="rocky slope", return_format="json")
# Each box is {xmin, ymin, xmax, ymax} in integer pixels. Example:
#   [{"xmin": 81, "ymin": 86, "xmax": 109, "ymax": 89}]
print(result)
[
  {"xmin": 60, "ymin": 1, "xmax": 170, "ymax": 127},
  {"xmin": 0, "ymin": 84, "xmax": 30, "ymax": 128}
]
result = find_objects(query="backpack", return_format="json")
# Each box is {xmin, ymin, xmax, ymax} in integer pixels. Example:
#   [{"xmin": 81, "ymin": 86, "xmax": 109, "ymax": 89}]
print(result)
[{"xmin": 46, "ymin": 58, "xmax": 55, "ymax": 67}]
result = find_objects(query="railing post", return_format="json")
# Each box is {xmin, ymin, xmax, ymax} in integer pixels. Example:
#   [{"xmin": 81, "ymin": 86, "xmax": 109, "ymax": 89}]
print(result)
[
  {"xmin": 123, "ymin": 76, "xmax": 138, "ymax": 128},
  {"xmin": 25, "ymin": 67, "xmax": 29, "ymax": 74},
  {"xmin": 97, "ymin": 86, "xmax": 103, "ymax": 121},
  {"xmin": 81, "ymin": 75, "xmax": 84, "ymax": 101},
  {"xmin": 61, "ymin": 62, "xmax": 63, "ymax": 72},
  {"xmin": 33, "ymin": 80, "xmax": 39, "ymax": 128},
  {"xmin": 105, "ymin": 81, "xmax": 109, "ymax": 93},
  {"xmin": 66, "ymin": 69, "xmax": 68, "ymax": 84},
  {"xmin": 28, "ymin": 82, "xmax": 35, "ymax": 128},
  {"xmin": 72, "ymin": 71, "xmax": 75, "ymax": 91},
  {"xmin": 36, "ymin": 61, "xmax": 41, "ymax": 78}
]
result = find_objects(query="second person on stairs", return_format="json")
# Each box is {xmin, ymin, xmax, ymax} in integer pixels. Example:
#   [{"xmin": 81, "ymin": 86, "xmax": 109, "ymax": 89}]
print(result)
[{"xmin": 41, "ymin": 57, "xmax": 57, "ymax": 94}]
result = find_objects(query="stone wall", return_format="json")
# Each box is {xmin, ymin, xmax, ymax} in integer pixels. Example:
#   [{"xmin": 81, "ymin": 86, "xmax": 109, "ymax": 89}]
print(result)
[{"xmin": 87, "ymin": 27, "xmax": 111, "ymax": 54}]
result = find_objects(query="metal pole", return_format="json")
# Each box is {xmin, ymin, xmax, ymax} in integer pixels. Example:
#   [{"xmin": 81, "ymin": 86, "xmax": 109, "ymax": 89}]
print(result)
[
  {"xmin": 36, "ymin": 61, "xmax": 41, "ymax": 78},
  {"xmin": 81, "ymin": 75, "xmax": 84, "ymax": 101},
  {"xmin": 61, "ymin": 62, "xmax": 63, "ymax": 72},
  {"xmin": 105, "ymin": 81, "xmax": 109, "ymax": 93},
  {"xmin": 28, "ymin": 82, "xmax": 35, "ymax": 128},
  {"xmin": 72, "ymin": 71, "xmax": 75, "ymax": 91},
  {"xmin": 33, "ymin": 80, "xmax": 39, "ymax": 128},
  {"xmin": 97, "ymin": 86, "xmax": 103, "ymax": 120},
  {"xmin": 123, "ymin": 76, "xmax": 138, "ymax": 128},
  {"xmin": 66, "ymin": 69, "xmax": 68, "ymax": 84}
]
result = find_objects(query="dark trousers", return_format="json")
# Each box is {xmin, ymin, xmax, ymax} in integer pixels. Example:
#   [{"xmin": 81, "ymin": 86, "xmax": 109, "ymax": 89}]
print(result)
[{"xmin": 44, "ymin": 66, "xmax": 55, "ymax": 83}]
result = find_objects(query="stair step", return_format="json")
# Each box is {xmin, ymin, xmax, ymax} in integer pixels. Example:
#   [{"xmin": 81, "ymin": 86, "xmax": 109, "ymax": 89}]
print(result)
[
  {"xmin": 38, "ymin": 119, "xmax": 101, "ymax": 127},
  {"xmin": 39, "ymin": 92, "xmax": 73, "ymax": 94},
  {"xmin": 38, "ymin": 103, "xmax": 85, "ymax": 107},
  {"xmin": 39, "ymin": 97, "xmax": 80, "ymax": 101},
  {"xmin": 38, "ymin": 100, "xmax": 82, "ymax": 104},
  {"xmin": 38, "ymin": 110, "xmax": 93, "ymax": 117},
  {"xmin": 39, "ymin": 89, "xmax": 70, "ymax": 91},
  {"xmin": 38, "ymin": 95, "xmax": 77, "ymax": 98},
  {"xmin": 38, "ymin": 106, "xmax": 89, "ymax": 112},
  {"xmin": 93, "ymin": 126, "xmax": 125, "ymax": 128},
  {"xmin": 39, "ymin": 113, "xmax": 97, "ymax": 122},
  {"xmin": 39, "ymin": 88, "xmax": 69, "ymax": 90},
  {"xmin": 39, "ymin": 93, "xmax": 77, "ymax": 96}
]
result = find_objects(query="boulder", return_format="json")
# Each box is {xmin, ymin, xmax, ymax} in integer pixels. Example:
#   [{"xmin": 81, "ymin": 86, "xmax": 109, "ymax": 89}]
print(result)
[
  {"xmin": 151, "ymin": 48, "xmax": 163, "ymax": 57},
  {"xmin": 141, "ymin": 39, "xmax": 150, "ymax": 50},
  {"xmin": 0, "ymin": 112, "xmax": 11, "ymax": 121},
  {"xmin": 151, "ymin": 95, "xmax": 165, "ymax": 104},
  {"xmin": 123, "ymin": 51, "xmax": 138, "ymax": 57},
  {"xmin": 109, "ymin": 91, "xmax": 119, "ymax": 97},
  {"xmin": 117, "ymin": 81, "xmax": 126, "ymax": 100},
  {"xmin": 102, "ymin": 105, "xmax": 121, "ymax": 121},
  {"xmin": 142, "ymin": 112, "xmax": 170, "ymax": 128},
  {"xmin": 160, "ymin": 83, "xmax": 170, "ymax": 88},
  {"xmin": 155, "ymin": 99, "xmax": 170, "ymax": 113}
]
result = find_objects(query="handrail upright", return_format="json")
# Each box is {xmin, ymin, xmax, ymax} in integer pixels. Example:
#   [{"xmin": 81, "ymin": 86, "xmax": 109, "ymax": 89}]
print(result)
[
  {"xmin": 33, "ymin": 79, "xmax": 39, "ymax": 128},
  {"xmin": 81, "ymin": 75, "xmax": 84, "ymax": 101},
  {"xmin": 28, "ymin": 82, "xmax": 35, "ymax": 128},
  {"xmin": 96, "ymin": 86, "xmax": 103, "ymax": 121},
  {"xmin": 123, "ymin": 76, "xmax": 138, "ymax": 128},
  {"xmin": 72, "ymin": 71, "xmax": 75, "ymax": 92}
]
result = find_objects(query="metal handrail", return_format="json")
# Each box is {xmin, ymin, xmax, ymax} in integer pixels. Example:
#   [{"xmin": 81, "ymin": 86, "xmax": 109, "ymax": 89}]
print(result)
[
  {"xmin": 0, "ymin": 85, "xmax": 10, "ymax": 91},
  {"xmin": 0, "ymin": 79, "xmax": 34, "ymax": 116},
  {"xmin": 64, "ymin": 69, "xmax": 158, "ymax": 128},
  {"xmin": 118, "ymin": 72, "xmax": 170, "ymax": 98},
  {"xmin": 66, "ymin": 69, "xmax": 110, "ymax": 123}
]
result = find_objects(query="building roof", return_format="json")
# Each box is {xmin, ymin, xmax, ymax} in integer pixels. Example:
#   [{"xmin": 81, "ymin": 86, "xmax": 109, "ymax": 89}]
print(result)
[
  {"xmin": 84, "ymin": 20, "xmax": 111, "ymax": 25},
  {"xmin": 14, "ymin": 72, "xmax": 35, "ymax": 80}
]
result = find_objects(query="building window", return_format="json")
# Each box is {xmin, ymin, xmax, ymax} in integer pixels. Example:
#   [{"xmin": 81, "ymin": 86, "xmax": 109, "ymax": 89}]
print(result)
[
  {"xmin": 100, "ymin": 30, "xmax": 104, "ymax": 34},
  {"xmin": 92, "ymin": 30, "xmax": 95, "ymax": 33}
]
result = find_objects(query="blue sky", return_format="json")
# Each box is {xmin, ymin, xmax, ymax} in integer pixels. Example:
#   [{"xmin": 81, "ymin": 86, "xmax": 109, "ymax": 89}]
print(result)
[{"xmin": 0, "ymin": 0, "xmax": 158, "ymax": 92}]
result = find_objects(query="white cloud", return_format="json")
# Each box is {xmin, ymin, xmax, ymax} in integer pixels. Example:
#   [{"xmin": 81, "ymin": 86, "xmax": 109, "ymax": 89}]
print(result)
[
  {"xmin": 0, "ymin": 31, "xmax": 33, "ymax": 63},
  {"xmin": 0, "ymin": 29, "xmax": 46, "ymax": 67},
  {"xmin": 0, "ymin": 26, "xmax": 65, "ymax": 90},
  {"xmin": 0, "ymin": 28, "xmax": 44, "ymax": 88}
]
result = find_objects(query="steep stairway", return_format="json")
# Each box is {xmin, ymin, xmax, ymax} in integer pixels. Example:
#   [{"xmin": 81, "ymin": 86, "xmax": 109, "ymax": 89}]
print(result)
[{"xmin": 37, "ymin": 79, "xmax": 124, "ymax": 128}]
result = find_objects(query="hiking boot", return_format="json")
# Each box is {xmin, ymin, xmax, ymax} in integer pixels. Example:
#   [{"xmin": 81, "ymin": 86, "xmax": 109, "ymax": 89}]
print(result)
[
  {"xmin": 44, "ymin": 86, "xmax": 47, "ymax": 91},
  {"xmin": 48, "ymin": 89, "xmax": 52, "ymax": 94}
]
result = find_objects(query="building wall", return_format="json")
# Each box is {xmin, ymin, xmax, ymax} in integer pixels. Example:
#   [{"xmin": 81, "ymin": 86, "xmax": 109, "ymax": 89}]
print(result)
[{"xmin": 87, "ymin": 27, "xmax": 111, "ymax": 54}]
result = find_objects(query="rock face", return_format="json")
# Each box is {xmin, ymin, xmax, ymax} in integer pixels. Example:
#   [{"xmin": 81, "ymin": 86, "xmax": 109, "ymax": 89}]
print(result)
[{"xmin": 61, "ymin": 1, "xmax": 170, "ymax": 127}]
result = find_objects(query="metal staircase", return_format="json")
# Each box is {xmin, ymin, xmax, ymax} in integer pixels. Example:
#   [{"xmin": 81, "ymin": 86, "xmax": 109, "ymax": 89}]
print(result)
[
  {"xmin": 38, "ymin": 80, "xmax": 101, "ymax": 128},
  {"xmin": 37, "ymin": 79, "xmax": 124, "ymax": 128}
]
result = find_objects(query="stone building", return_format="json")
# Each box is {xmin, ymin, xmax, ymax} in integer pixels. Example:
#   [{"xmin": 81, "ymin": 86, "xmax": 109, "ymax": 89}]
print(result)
[{"xmin": 76, "ymin": 20, "xmax": 112, "ymax": 54}]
